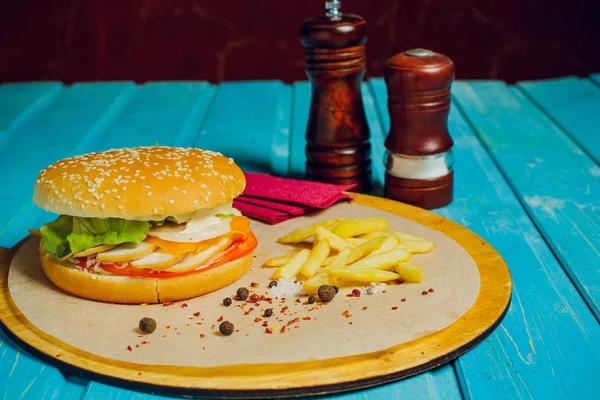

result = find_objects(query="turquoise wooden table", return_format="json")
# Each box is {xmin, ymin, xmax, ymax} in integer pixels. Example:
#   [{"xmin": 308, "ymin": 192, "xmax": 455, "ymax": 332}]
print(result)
[{"xmin": 1, "ymin": 75, "xmax": 599, "ymax": 399}]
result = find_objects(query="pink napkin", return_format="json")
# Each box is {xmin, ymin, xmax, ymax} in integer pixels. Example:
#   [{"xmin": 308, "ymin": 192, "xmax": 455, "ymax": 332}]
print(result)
[{"xmin": 234, "ymin": 172, "xmax": 354, "ymax": 224}]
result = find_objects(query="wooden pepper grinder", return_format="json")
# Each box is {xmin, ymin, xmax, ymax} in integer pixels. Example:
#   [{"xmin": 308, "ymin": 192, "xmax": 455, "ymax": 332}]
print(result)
[
  {"xmin": 300, "ymin": 0, "xmax": 371, "ymax": 192},
  {"xmin": 384, "ymin": 48, "xmax": 455, "ymax": 209}
]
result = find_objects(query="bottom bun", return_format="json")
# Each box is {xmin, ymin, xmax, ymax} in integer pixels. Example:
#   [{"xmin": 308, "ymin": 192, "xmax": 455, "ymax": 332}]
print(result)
[{"xmin": 39, "ymin": 247, "xmax": 254, "ymax": 304}]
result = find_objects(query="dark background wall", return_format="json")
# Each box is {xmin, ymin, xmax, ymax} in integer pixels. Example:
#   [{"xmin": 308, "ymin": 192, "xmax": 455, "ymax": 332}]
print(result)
[{"xmin": 1, "ymin": 0, "xmax": 599, "ymax": 83}]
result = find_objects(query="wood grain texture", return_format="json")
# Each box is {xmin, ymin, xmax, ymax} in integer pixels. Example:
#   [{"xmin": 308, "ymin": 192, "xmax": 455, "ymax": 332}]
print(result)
[
  {"xmin": 0, "ymin": 194, "xmax": 511, "ymax": 398},
  {"xmin": 452, "ymin": 81, "xmax": 600, "ymax": 322},
  {"xmin": 518, "ymin": 77, "xmax": 600, "ymax": 163},
  {"xmin": 371, "ymin": 77, "xmax": 600, "ymax": 399},
  {"xmin": 0, "ymin": 83, "xmax": 62, "ymax": 135}
]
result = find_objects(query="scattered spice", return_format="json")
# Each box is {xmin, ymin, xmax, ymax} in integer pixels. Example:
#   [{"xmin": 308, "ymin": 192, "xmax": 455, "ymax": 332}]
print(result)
[
  {"xmin": 395, "ymin": 279, "xmax": 404, "ymax": 285},
  {"xmin": 219, "ymin": 321, "xmax": 235, "ymax": 336},
  {"xmin": 199, "ymin": 334, "xmax": 205, "ymax": 338},
  {"xmin": 307, "ymin": 296, "xmax": 316, "ymax": 304},
  {"xmin": 318, "ymin": 285, "xmax": 336, "ymax": 302},
  {"xmin": 250, "ymin": 282, "xmax": 259, "ymax": 288},
  {"xmin": 391, "ymin": 306, "xmax": 398, "ymax": 310},
  {"xmin": 281, "ymin": 326, "xmax": 287, "ymax": 333},
  {"xmin": 180, "ymin": 303, "xmax": 188, "ymax": 308},
  {"xmin": 254, "ymin": 317, "xmax": 262, "ymax": 322},
  {"xmin": 139, "ymin": 317, "xmax": 157, "ymax": 334},
  {"xmin": 333, "ymin": 285, "xmax": 339, "ymax": 293},
  {"xmin": 268, "ymin": 280, "xmax": 278, "ymax": 288},
  {"xmin": 366, "ymin": 287, "xmax": 374, "ymax": 295},
  {"xmin": 401, "ymin": 298, "xmax": 406, "ymax": 302},
  {"xmin": 295, "ymin": 298, "xmax": 301, "ymax": 303},
  {"xmin": 428, "ymin": 288, "xmax": 434, "ymax": 293},
  {"xmin": 217, "ymin": 316, "xmax": 224, "ymax": 322},
  {"xmin": 250, "ymin": 294, "xmax": 260, "ymax": 302},
  {"xmin": 127, "ymin": 346, "xmax": 132, "ymax": 351},
  {"xmin": 362, "ymin": 306, "xmax": 368, "ymax": 311},
  {"xmin": 351, "ymin": 288, "xmax": 361, "ymax": 297},
  {"xmin": 422, "ymin": 291, "xmax": 428, "ymax": 296},
  {"xmin": 223, "ymin": 297, "xmax": 232, "ymax": 307},
  {"xmin": 193, "ymin": 312, "xmax": 200, "ymax": 317},
  {"xmin": 162, "ymin": 302, "xmax": 174, "ymax": 307},
  {"xmin": 236, "ymin": 287, "xmax": 249, "ymax": 301},
  {"xmin": 264, "ymin": 308, "xmax": 273, "ymax": 317}
]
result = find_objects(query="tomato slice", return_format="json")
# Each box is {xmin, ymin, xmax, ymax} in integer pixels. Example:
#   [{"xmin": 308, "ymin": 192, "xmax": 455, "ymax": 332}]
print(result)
[{"xmin": 92, "ymin": 230, "xmax": 258, "ymax": 278}]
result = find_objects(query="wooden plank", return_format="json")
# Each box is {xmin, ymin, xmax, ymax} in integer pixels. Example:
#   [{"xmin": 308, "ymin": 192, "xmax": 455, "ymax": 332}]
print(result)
[
  {"xmin": 0, "ymin": 82, "xmax": 136, "ymax": 400},
  {"xmin": 288, "ymin": 80, "xmax": 463, "ymax": 399},
  {"xmin": 194, "ymin": 81, "xmax": 292, "ymax": 176},
  {"xmin": 518, "ymin": 77, "xmax": 600, "ymax": 163},
  {"xmin": 0, "ymin": 82, "xmax": 62, "ymax": 136},
  {"xmin": 370, "ymin": 78, "xmax": 600, "ymax": 399},
  {"xmin": 82, "ymin": 382, "xmax": 175, "ymax": 400},
  {"xmin": 453, "ymin": 81, "xmax": 600, "ymax": 321},
  {"xmin": 0, "ymin": 83, "xmax": 136, "ymax": 249},
  {"xmin": 91, "ymin": 82, "xmax": 215, "ymax": 151}
]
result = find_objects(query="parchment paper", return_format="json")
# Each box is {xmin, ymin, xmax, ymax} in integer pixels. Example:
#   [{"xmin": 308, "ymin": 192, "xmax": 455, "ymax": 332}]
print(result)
[{"xmin": 8, "ymin": 203, "xmax": 480, "ymax": 367}]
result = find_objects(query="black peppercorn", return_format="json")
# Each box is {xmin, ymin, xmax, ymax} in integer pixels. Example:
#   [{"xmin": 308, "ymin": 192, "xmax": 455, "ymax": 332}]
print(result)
[
  {"xmin": 223, "ymin": 297, "xmax": 232, "ymax": 307},
  {"xmin": 264, "ymin": 308, "xmax": 273, "ymax": 317},
  {"xmin": 307, "ymin": 296, "xmax": 316, "ymax": 304},
  {"xmin": 318, "ymin": 285, "xmax": 336, "ymax": 302},
  {"xmin": 219, "ymin": 321, "xmax": 235, "ymax": 336},
  {"xmin": 268, "ymin": 281, "xmax": 278, "ymax": 288},
  {"xmin": 139, "ymin": 317, "xmax": 157, "ymax": 334},
  {"xmin": 333, "ymin": 285, "xmax": 339, "ymax": 293},
  {"xmin": 236, "ymin": 287, "xmax": 249, "ymax": 301}
]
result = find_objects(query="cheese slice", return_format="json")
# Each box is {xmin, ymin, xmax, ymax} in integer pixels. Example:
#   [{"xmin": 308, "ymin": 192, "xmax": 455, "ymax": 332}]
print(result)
[
  {"xmin": 162, "ymin": 236, "xmax": 232, "ymax": 274},
  {"xmin": 96, "ymin": 242, "xmax": 157, "ymax": 262}
]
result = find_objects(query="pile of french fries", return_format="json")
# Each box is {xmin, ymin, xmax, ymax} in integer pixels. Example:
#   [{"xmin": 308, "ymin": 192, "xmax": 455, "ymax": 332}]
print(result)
[{"xmin": 263, "ymin": 218, "xmax": 436, "ymax": 295}]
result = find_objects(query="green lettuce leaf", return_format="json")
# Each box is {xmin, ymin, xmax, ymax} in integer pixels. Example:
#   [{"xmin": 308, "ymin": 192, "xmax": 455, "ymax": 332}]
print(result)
[
  {"xmin": 40, "ymin": 215, "xmax": 73, "ymax": 258},
  {"xmin": 39, "ymin": 216, "xmax": 151, "ymax": 258}
]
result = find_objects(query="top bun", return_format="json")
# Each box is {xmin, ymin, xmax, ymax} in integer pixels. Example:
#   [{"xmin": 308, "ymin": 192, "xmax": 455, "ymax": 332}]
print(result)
[{"xmin": 33, "ymin": 147, "xmax": 246, "ymax": 220}]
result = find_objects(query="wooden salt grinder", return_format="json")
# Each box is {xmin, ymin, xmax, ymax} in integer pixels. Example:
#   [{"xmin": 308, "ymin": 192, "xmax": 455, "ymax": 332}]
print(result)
[
  {"xmin": 384, "ymin": 49, "xmax": 455, "ymax": 209},
  {"xmin": 300, "ymin": 0, "xmax": 371, "ymax": 192}
]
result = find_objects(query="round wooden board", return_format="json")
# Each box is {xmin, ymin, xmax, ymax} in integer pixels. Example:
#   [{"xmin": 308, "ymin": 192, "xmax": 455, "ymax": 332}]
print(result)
[{"xmin": 0, "ymin": 194, "xmax": 512, "ymax": 398}]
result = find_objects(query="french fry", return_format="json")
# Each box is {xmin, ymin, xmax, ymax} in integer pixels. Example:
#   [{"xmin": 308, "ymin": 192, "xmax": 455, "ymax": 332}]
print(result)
[
  {"xmin": 322, "ymin": 246, "xmax": 351, "ymax": 271},
  {"xmin": 359, "ymin": 231, "xmax": 392, "ymax": 240},
  {"xmin": 263, "ymin": 254, "xmax": 293, "ymax": 267},
  {"xmin": 333, "ymin": 217, "xmax": 389, "ymax": 238},
  {"xmin": 271, "ymin": 249, "xmax": 310, "ymax": 279},
  {"xmin": 369, "ymin": 235, "xmax": 400, "ymax": 256},
  {"xmin": 303, "ymin": 273, "xmax": 337, "ymax": 295},
  {"xmin": 315, "ymin": 226, "xmax": 353, "ymax": 252},
  {"xmin": 277, "ymin": 219, "xmax": 340, "ymax": 244},
  {"xmin": 322, "ymin": 236, "xmax": 386, "ymax": 266},
  {"xmin": 347, "ymin": 248, "xmax": 411, "ymax": 270},
  {"xmin": 394, "ymin": 232, "xmax": 436, "ymax": 253},
  {"xmin": 329, "ymin": 268, "xmax": 400, "ymax": 283},
  {"xmin": 395, "ymin": 262, "xmax": 424, "ymax": 283},
  {"xmin": 299, "ymin": 240, "xmax": 331, "ymax": 278},
  {"xmin": 346, "ymin": 237, "xmax": 368, "ymax": 246}
]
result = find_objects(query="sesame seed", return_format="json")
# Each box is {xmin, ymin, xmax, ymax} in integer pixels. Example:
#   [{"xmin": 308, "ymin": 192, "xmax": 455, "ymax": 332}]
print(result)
[
  {"xmin": 205, "ymin": 196, "xmax": 209, "ymax": 202},
  {"xmin": 183, "ymin": 190, "xmax": 187, "ymax": 194},
  {"xmin": 118, "ymin": 205, "xmax": 124, "ymax": 210},
  {"xmin": 169, "ymin": 199, "xmax": 175, "ymax": 204},
  {"xmin": 193, "ymin": 200, "xmax": 198, "ymax": 205},
  {"xmin": 115, "ymin": 195, "xmax": 121, "ymax": 199},
  {"xmin": 147, "ymin": 192, "xmax": 152, "ymax": 197},
  {"xmin": 153, "ymin": 208, "xmax": 158, "ymax": 214}
]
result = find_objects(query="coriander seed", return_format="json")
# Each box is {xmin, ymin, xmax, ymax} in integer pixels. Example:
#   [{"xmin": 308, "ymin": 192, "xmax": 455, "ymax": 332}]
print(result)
[
  {"xmin": 236, "ymin": 287, "xmax": 249, "ymax": 301},
  {"xmin": 139, "ymin": 317, "xmax": 157, "ymax": 334},
  {"xmin": 223, "ymin": 297, "xmax": 232, "ymax": 307},
  {"xmin": 219, "ymin": 321, "xmax": 235, "ymax": 336},
  {"xmin": 318, "ymin": 285, "xmax": 336, "ymax": 302}
]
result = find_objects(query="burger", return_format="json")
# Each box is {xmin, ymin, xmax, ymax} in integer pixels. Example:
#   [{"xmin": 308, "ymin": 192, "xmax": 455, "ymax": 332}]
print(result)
[{"xmin": 33, "ymin": 146, "xmax": 257, "ymax": 304}]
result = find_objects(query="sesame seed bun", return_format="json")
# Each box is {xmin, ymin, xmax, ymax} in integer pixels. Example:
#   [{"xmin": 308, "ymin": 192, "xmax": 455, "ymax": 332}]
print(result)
[
  {"xmin": 33, "ymin": 146, "xmax": 246, "ymax": 220},
  {"xmin": 39, "ymin": 247, "xmax": 254, "ymax": 304}
]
